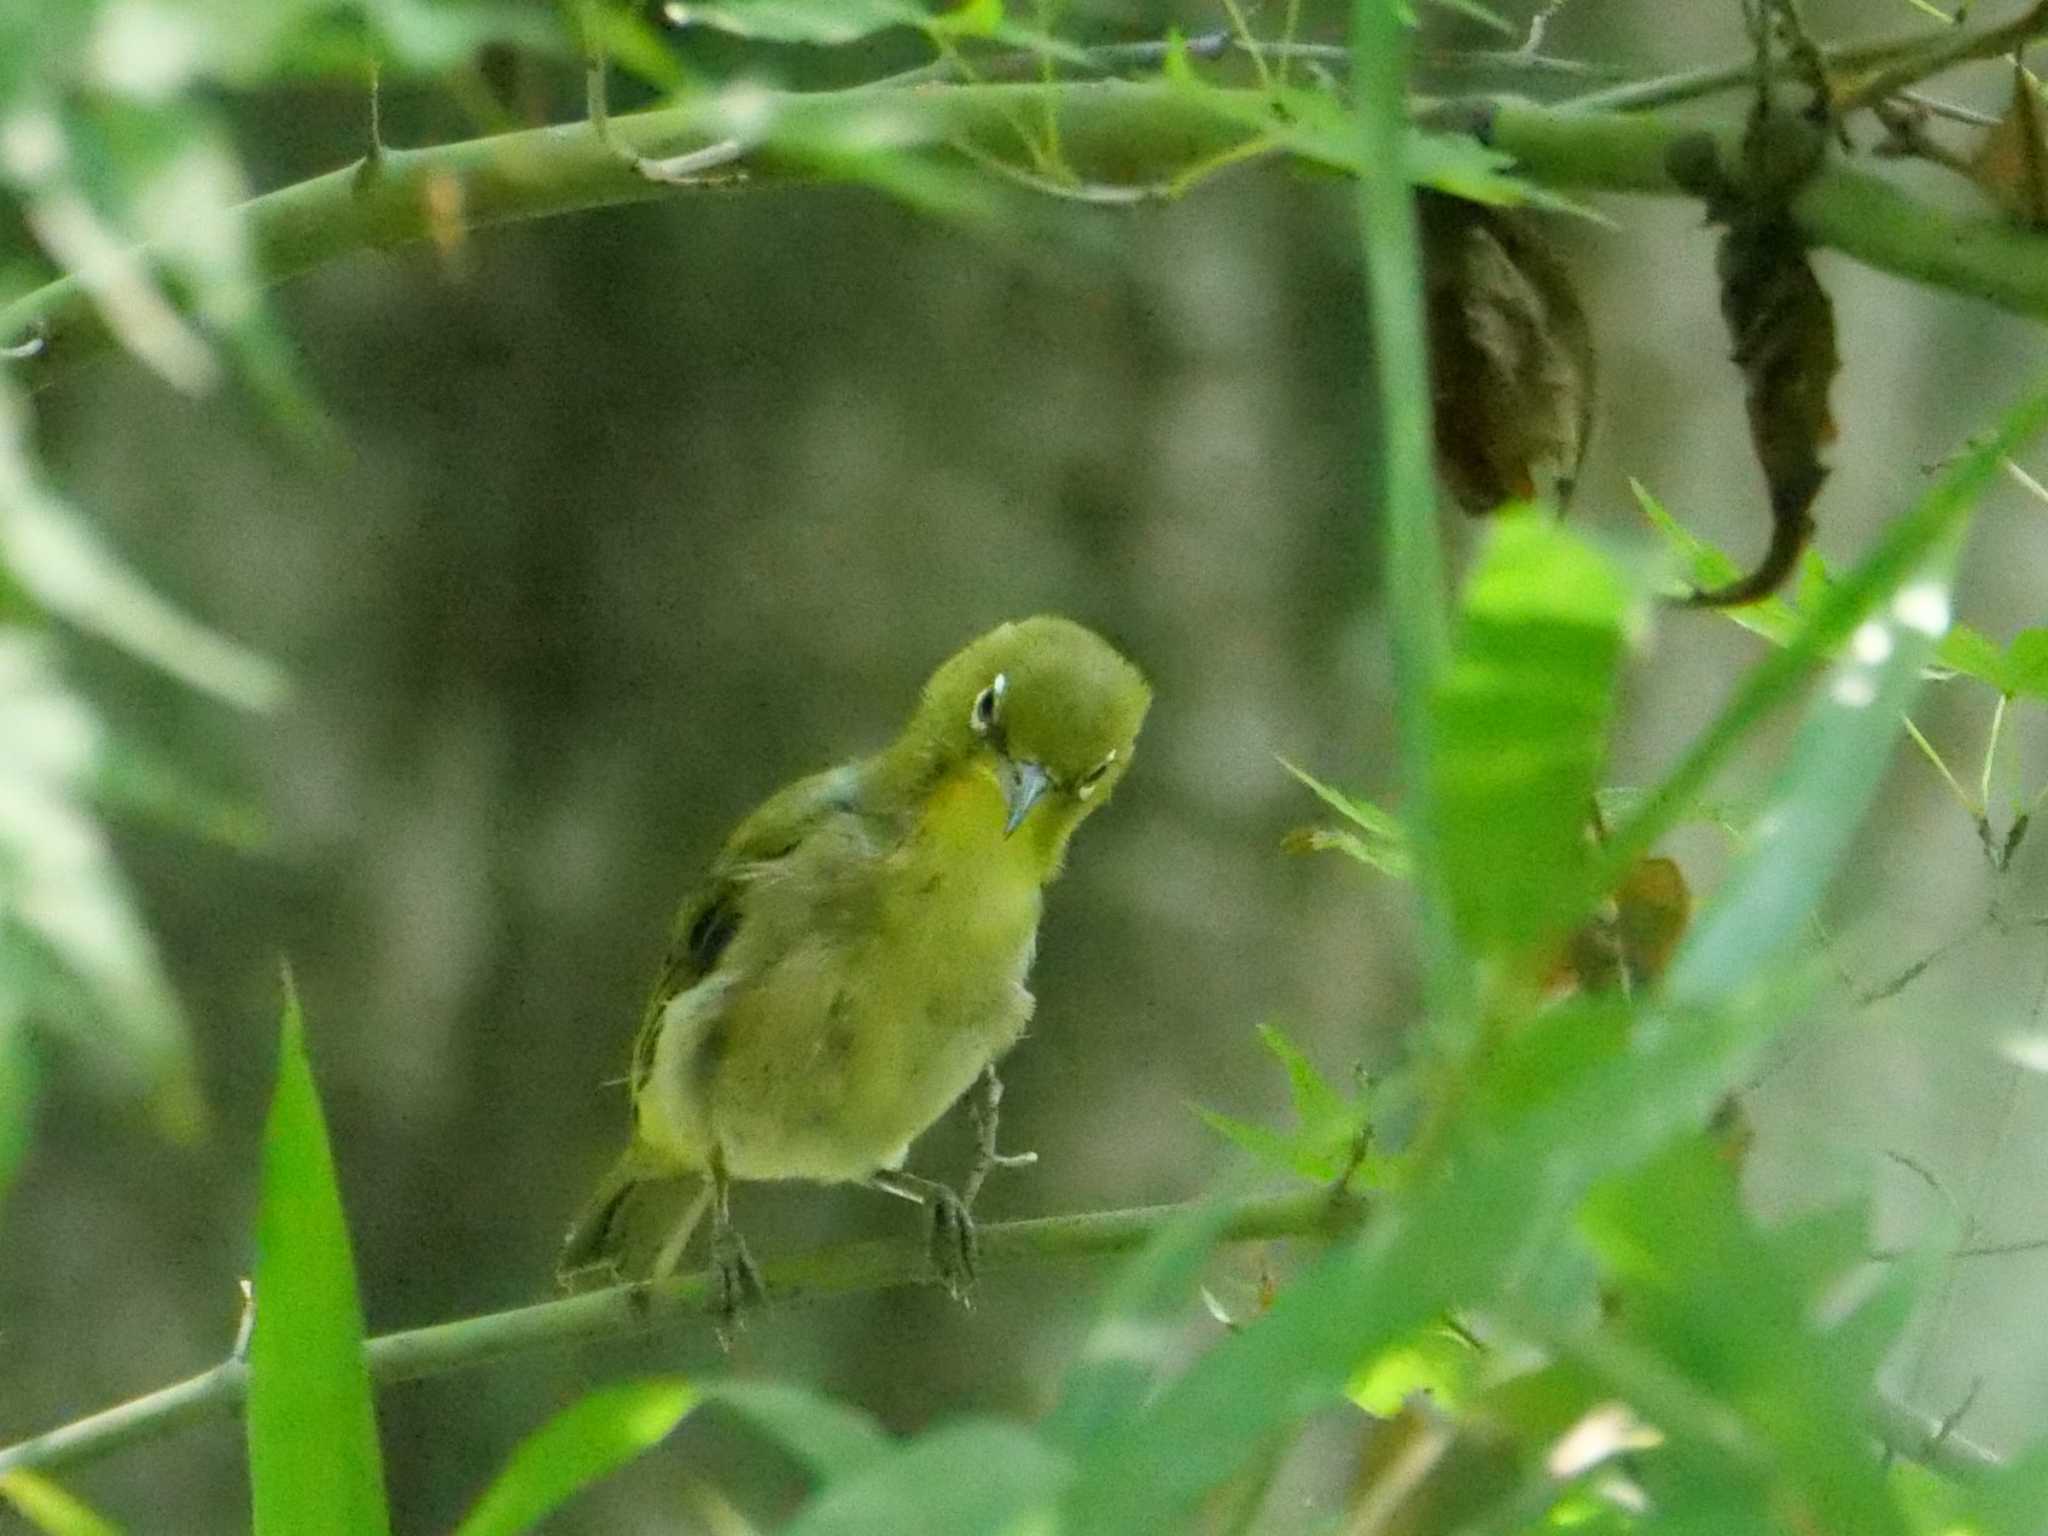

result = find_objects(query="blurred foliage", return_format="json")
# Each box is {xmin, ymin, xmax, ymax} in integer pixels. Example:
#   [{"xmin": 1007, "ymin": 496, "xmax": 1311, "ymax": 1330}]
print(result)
[{"xmin": 13, "ymin": 0, "xmax": 2048, "ymax": 1532}]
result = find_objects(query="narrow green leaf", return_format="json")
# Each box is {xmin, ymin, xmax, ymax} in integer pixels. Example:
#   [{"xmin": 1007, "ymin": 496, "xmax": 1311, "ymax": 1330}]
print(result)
[
  {"xmin": 453, "ymin": 1379, "xmax": 698, "ymax": 1536},
  {"xmin": 1663, "ymin": 527, "xmax": 1964, "ymax": 1008},
  {"xmin": 1634, "ymin": 479, "xmax": 1804, "ymax": 646},
  {"xmin": 1279, "ymin": 760, "xmax": 1405, "ymax": 842},
  {"xmin": 0, "ymin": 630, "xmax": 200, "ymax": 1134},
  {"xmin": 1354, "ymin": 0, "xmax": 1470, "ymax": 1040},
  {"xmin": 1191, "ymin": 1104, "xmax": 1333, "ymax": 1179},
  {"xmin": 1256, "ymin": 1023, "xmax": 1346, "ymax": 1132},
  {"xmin": 0, "ymin": 382, "xmax": 284, "ymax": 713},
  {"xmin": 1046, "ymin": 1192, "xmax": 1247, "ymax": 1451},
  {"xmin": 699, "ymin": 1381, "xmax": 890, "ymax": 1484},
  {"xmin": 1433, "ymin": 511, "xmax": 1631, "ymax": 951},
  {"xmin": 0, "ymin": 1471, "xmax": 124, "ymax": 1536},
  {"xmin": 247, "ymin": 973, "xmax": 390, "ymax": 1536},
  {"xmin": 1602, "ymin": 379, "xmax": 2048, "ymax": 893},
  {"xmin": 782, "ymin": 1420, "xmax": 1069, "ymax": 1536}
]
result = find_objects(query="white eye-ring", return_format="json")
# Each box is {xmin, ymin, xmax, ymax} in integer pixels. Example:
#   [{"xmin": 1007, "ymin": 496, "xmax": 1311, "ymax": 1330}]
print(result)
[
  {"xmin": 1076, "ymin": 748, "xmax": 1117, "ymax": 799},
  {"xmin": 970, "ymin": 673, "xmax": 1007, "ymax": 736}
]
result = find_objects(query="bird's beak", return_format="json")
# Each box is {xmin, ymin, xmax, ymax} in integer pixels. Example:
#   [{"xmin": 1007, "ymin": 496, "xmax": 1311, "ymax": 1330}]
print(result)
[{"xmin": 999, "ymin": 757, "xmax": 1052, "ymax": 837}]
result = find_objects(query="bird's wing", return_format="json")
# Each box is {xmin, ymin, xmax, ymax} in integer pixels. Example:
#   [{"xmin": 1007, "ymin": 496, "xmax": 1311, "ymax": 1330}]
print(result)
[{"xmin": 629, "ymin": 762, "xmax": 867, "ymax": 1097}]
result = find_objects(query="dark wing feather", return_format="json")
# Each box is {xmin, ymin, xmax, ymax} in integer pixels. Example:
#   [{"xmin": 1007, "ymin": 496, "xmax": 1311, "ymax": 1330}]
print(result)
[{"xmin": 628, "ymin": 763, "xmax": 863, "ymax": 1096}]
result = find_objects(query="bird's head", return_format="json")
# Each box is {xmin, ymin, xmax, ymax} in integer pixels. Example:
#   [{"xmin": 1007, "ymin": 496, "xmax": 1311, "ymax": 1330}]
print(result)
[{"xmin": 902, "ymin": 616, "xmax": 1151, "ymax": 844}]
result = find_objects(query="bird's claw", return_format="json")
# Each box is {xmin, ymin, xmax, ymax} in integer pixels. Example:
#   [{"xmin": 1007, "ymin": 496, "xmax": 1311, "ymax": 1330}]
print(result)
[
  {"xmin": 709, "ymin": 1223, "xmax": 764, "ymax": 1344},
  {"xmin": 925, "ymin": 1183, "xmax": 978, "ymax": 1304}
]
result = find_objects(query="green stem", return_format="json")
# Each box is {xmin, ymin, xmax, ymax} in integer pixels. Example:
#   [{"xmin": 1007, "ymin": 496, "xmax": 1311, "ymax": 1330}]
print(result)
[
  {"xmin": 0, "ymin": 1191, "xmax": 1342, "ymax": 1481},
  {"xmin": 1353, "ymin": 4, "xmax": 1467, "ymax": 1040},
  {"xmin": 12, "ymin": 79, "xmax": 2048, "ymax": 385}
]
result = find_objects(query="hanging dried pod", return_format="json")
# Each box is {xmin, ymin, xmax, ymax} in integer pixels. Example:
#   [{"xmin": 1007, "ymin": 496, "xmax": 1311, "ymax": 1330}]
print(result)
[
  {"xmin": 1419, "ymin": 191, "xmax": 1597, "ymax": 514},
  {"xmin": 1666, "ymin": 112, "xmax": 1840, "ymax": 607}
]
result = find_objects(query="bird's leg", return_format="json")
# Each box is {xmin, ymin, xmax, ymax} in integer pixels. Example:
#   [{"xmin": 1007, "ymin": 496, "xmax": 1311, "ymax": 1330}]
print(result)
[
  {"xmin": 962, "ymin": 1063, "xmax": 1037, "ymax": 1211},
  {"xmin": 868, "ymin": 1168, "xmax": 976, "ymax": 1302},
  {"xmin": 702, "ymin": 1150, "xmax": 763, "ymax": 1335}
]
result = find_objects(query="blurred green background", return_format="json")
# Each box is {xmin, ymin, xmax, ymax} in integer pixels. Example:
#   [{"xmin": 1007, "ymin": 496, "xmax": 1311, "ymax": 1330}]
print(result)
[{"xmin": 8, "ymin": 1, "xmax": 2048, "ymax": 1530}]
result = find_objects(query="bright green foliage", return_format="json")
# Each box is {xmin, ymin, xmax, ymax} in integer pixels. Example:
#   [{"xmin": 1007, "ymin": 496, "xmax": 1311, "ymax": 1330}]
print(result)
[
  {"xmin": 1045, "ymin": 1193, "xmax": 1256, "ymax": 1454},
  {"xmin": 0, "ymin": 1471, "xmax": 124, "ymax": 1536},
  {"xmin": 1281, "ymin": 760, "xmax": 1410, "ymax": 877},
  {"xmin": 1432, "ymin": 510, "xmax": 1632, "ymax": 954},
  {"xmin": 247, "ymin": 976, "xmax": 390, "ymax": 1536},
  {"xmin": 453, "ymin": 1379, "xmax": 699, "ymax": 1536},
  {"xmin": 781, "ymin": 1420, "xmax": 1069, "ymax": 1535},
  {"xmin": 1193, "ymin": 1022, "xmax": 1379, "ymax": 1184},
  {"xmin": 1580, "ymin": 1140, "xmax": 1913, "ymax": 1536},
  {"xmin": 1347, "ymin": 1323, "xmax": 1479, "ymax": 1416},
  {"xmin": 697, "ymin": 1381, "xmax": 892, "ymax": 1483}
]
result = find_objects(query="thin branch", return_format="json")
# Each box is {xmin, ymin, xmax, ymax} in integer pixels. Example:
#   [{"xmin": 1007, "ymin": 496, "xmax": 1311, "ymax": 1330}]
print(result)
[
  {"xmin": 7, "ymin": 78, "xmax": 2048, "ymax": 391},
  {"xmin": 0, "ymin": 1190, "xmax": 1345, "ymax": 1480},
  {"xmin": 1834, "ymin": 0, "xmax": 2048, "ymax": 114}
]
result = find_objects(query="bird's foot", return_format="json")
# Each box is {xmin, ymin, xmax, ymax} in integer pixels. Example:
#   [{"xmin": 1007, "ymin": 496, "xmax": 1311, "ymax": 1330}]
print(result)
[
  {"xmin": 708, "ymin": 1222, "xmax": 765, "ymax": 1343},
  {"xmin": 925, "ymin": 1182, "xmax": 978, "ymax": 1304},
  {"xmin": 962, "ymin": 1065, "xmax": 1037, "ymax": 1211}
]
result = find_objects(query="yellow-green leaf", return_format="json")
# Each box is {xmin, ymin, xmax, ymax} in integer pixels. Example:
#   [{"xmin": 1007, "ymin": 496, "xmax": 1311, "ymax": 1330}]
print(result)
[{"xmin": 453, "ymin": 1379, "xmax": 698, "ymax": 1536}]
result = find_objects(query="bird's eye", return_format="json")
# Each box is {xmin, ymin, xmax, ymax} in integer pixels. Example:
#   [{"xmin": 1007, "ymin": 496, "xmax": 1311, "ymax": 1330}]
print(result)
[
  {"xmin": 1076, "ymin": 750, "xmax": 1117, "ymax": 799},
  {"xmin": 970, "ymin": 673, "xmax": 1006, "ymax": 736}
]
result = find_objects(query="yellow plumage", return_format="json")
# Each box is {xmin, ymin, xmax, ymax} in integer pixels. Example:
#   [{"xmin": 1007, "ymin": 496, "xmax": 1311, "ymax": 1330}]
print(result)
[{"xmin": 560, "ymin": 616, "xmax": 1150, "ymax": 1311}]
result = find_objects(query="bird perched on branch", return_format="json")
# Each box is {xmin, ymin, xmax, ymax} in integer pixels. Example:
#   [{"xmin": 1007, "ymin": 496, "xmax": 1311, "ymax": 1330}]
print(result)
[{"xmin": 560, "ymin": 616, "xmax": 1151, "ymax": 1320}]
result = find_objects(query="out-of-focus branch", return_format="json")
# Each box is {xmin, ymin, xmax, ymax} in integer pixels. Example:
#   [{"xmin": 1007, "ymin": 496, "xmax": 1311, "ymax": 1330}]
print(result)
[
  {"xmin": 0, "ymin": 1191, "xmax": 1346, "ymax": 1480},
  {"xmin": 8, "ymin": 78, "xmax": 2048, "ymax": 392}
]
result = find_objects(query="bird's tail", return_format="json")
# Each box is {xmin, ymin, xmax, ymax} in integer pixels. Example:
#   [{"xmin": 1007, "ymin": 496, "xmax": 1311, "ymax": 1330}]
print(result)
[{"xmin": 557, "ymin": 1151, "xmax": 711, "ymax": 1289}]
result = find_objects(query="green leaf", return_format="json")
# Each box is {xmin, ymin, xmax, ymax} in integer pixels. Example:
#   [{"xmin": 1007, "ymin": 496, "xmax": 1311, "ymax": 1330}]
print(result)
[
  {"xmin": 1602, "ymin": 378, "xmax": 2048, "ymax": 892},
  {"xmin": 666, "ymin": 0, "xmax": 951, "ymax": 44},
  {"xmin": 0, "ymin": 382, "xmax": 285, "ymax": 712},
  {"xmin": 1933, "ymin": 621, "xmax": 2013, "ymax": 691},
  {"xmin": 0, "ymin": 1007, "xmax": 34, "ymax": 1212},
  {"xmin": 0, "ymin": 630, "xmax": 200, "ymax": 1134},
  {"xmin": 0, "ymin": 1472, "xmax": 123, "ymax": 1536},
  {"xmin": 781, "ymin": 1420, "xmax": 1069, "ymax": 1536},
  {"xmin": 1191, "ymin": 1103, "xmax": 1335, "ymax": 1179},
  {"xmin": 1634, "ymin": 478, "xmax": 1805, "ymax": 646},
  {"xmin": 1432, "ymin": 510, "xmax": 1632, "ymax": 951},
  {"xmin": 1662, "ymin": 517, "xmax": 1964, "ymax": 1009},
  {"xmin": 453, "ymin": 1379, "xmax": 698, "ymax": 1536},
  {"xmin": 1346, "ymin": 1324, "xmax": 1480, "ymax": 1416},
  {"xmin": 1045, "ymin": 1192, "xmax": 1247, "ymax": 1452},
  {"xmin": 1281, "ymin": 761, "xmax": 1410, "ymax": 877},
  {"xmin": 1062, "ymin": 988, "xmax": 1784, "ymax": 1531},
  {"xmin": 1257, "ymin": 1022, "xmax": 1345, "ymax": 1132},
  {"xmin": 1579, "ymin": 1140, "xmax": 1911, "ymax": 1536},
  {"xmin": 247, "ymin": 972, "xmax": 390, "ymax": 1536},
  {"xmin": 2005, "ymin": 628, "xmax": 2048, "ymax": 698},
  {"xmin": 699, "ymin": 1380, "xmax": 890, "ymax": 1483}
]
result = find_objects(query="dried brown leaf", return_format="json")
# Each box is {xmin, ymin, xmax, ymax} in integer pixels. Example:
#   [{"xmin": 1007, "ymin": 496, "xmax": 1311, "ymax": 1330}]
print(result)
[
  {"xmin": 1667, "ymin": 117, "xmax": 1839, "ymax": 607},
  {"xmin": 1420, "ymin": 192, "xmax": 1597, "ymax": 515}
]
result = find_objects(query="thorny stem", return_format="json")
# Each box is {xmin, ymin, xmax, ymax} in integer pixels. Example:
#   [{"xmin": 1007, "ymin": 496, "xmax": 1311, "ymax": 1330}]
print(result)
[{"xmin": 0, "ymin": 1193, "xmax": 1347, "ymax": 1480}]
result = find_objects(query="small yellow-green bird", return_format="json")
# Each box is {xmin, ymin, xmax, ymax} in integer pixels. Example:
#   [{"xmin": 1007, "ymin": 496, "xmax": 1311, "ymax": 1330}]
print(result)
[{"xmin": 560, "ymin": 615, "xmax": 1151, "ymax": 1315}]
